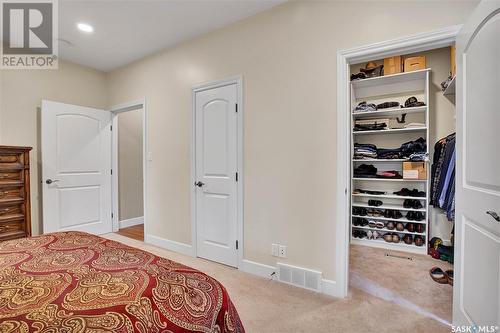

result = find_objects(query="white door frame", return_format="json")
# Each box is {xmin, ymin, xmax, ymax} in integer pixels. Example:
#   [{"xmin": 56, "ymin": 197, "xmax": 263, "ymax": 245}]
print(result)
[
  {"xmin": 109, "ymin": 98, "xmax": 147, "ymax": 234},
  {"xmin": 191, "ymin": 76, "xmax": 244, "ymax": 268},
  {"xmin": 335, "ymin": 26, "xmax": 461, "ymax": 298}
]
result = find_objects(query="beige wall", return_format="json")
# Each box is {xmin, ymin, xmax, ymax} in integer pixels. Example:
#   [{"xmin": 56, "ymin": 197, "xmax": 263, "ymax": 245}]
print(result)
[
  {"xmin": 118, "ymin": 109, "xmax": 144, "ymax": 221},
  {"xmin": 106, "ymin": 1, "xmax": 476, "ymax": 280},
  {"xmin": 0, "ymin": 61, "xmax": 108, "ymax": 235}
]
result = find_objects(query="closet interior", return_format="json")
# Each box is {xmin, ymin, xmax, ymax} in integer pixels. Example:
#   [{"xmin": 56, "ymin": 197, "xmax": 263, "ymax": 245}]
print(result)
[{"xmin": 349, "ymin": 47, "xmax": 456, "ymax": 266}]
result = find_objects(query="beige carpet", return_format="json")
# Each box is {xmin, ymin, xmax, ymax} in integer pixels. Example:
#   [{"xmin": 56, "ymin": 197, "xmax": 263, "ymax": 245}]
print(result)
[{"xmin": 104, "ymin": 233, "xmax": 453, "ymax": 333}]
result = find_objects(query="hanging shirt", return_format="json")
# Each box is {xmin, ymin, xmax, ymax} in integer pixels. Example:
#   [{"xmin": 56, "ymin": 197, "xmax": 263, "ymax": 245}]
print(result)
[{"xmin": 439, "ymin": 146, "xmax": 456, "ymax": 208}]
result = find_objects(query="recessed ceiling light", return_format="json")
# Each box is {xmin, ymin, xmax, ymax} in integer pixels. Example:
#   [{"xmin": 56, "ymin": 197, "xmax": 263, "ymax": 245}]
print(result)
[{"xmin": 77, "ymin": 23, "xmax": 93, "ymax": 33}]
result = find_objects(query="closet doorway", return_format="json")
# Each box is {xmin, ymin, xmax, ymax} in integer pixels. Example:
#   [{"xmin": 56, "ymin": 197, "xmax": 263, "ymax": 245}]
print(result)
[
  {"xmin": 111, "ymin": 99, "xmax": 146, "ymax": 242},
  {"xmin": 336, "ymin": 26, "xmax": 460, "ymax": 327}
]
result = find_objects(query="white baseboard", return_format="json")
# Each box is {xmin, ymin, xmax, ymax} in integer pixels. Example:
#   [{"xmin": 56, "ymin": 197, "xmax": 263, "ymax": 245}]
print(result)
[
  {"xmin": 119, "ymin": 216, "xmax": 144, "ymax": 229},
  {"xmin": 240, "ymin": 259, "xmax": 277, "ymax": 279},
  {"xmin": 145, "ymin": 234, "xmax": 195, "ymax": 257},
  {"xmin": 321, "ymin": 279, "xmax": 341, "ymax": 298}
]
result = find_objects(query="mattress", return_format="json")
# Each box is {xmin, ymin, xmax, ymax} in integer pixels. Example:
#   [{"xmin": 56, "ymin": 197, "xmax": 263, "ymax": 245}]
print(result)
[{"xmin": 0, "ymin": 231, "xmax": 244, "ymax": 332}]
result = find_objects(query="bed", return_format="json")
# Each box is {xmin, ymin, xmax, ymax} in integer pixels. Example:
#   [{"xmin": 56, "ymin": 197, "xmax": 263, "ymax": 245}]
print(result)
[{"xmin": 0, "ymin": 231, "xmax": 244, "ymax": 332}]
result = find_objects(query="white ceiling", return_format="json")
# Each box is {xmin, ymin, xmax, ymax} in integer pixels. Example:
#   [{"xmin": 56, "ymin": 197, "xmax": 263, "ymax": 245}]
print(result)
[{"xmin": 58, "ymin": 0, "xmax": 284, "ymax": 72}]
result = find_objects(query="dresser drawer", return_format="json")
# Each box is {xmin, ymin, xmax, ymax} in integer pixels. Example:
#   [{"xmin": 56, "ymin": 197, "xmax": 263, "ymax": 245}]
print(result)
[
  {"xmin": 0, "ymin": 171, "xmax": 22, "ymax": 182},
  {"xmin": 0, "ymin": 153, "xmax": 23, "ymax": 170},
  {"xmin": 0, "ymin": 187, "xmax": 23, "ymax": 203},
  {"xmin": 0, "ymin": 220, "xmax": 24, "ymax": 234},
  {"xmin": 0, "ymin": 204, "xmax": 23, "ymax": 221}
]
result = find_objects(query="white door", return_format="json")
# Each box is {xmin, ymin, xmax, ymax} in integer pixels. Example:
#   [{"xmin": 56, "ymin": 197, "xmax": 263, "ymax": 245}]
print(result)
[
  {"xmin": 453, "ymin": 1, "xmax": 500, "ymax": 328},
  {"xmin": 41, "ymin": 100, "xmax": 112, "ymax": 234},
  {"xmin": 194, "ymin": 83, "xmax": 239, "ymax": 267}
]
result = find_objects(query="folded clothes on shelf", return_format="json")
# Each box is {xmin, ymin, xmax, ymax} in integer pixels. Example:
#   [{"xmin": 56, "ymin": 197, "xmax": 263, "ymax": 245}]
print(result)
[
  {"xmin": 353, "ymin": 122, "xmax": 387, "ymax": 132},
  {"xmin": 354, "ymin": 164, "xmax": 377, "ymax": 178},
  {"xmin": 376, "ymin": 101, "xmax": 400, "ymax": 109},
  {"xmin": 376, "ymin": 170, "xmax": 402, "ymax": 179},
  {"xmin": 402, "ymin": 96, "xmax": 426, "ymax": 108},
  {"xmin": 354, "ymin": 101, "xmax": 377, "ymax": 112},
  {"xmin": 354, "ymin": 143, "xmax": 378, "ymax": 159},
  {"xmin": 400, "ymin": 137, "xmax": 426, "ymax": 158},
  {"xmin": 408, "ymin": 152, "xmax": 428, "ymax": 161},
  {"xmin": 377, "ymin": 148, "xmax": 402, "ymax": 159}
]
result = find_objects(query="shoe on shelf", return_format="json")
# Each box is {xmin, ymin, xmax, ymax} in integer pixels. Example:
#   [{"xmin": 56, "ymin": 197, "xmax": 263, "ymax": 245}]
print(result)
[
  {"xmin": 403, "ymin": 234, "xmax": 413, "ymax": 244},
  {"xmin": 391, "ymin": 234, "xmax": 400, "ymax": 243},
  {"xmin": 367, "ymin": 230, "xmax": 373, "ymax": 239},
  {"xmin": 414, "ymin": 235, "xmax": 424, "ymax": 246},
  {"xmin": 414, "ymin": 212, "xmax": 425, "ymax": 221},
  {"xmin": 386, "ymin": 221, "xmax": 395, "ymax": 230},
  {"xmin": 394, "ymin": 188, "xmax": 410, "ymax": 196},
  {"xmin": 375, "ymin": 221, "xmax": 385, "ymax": 229},
  {"xmin": 406, "ymin": 223, "xmax": 415, "ymax": 232},
  {"xmin": 413, "ymin": 200, "xmax": 423, "ymax": 209},
  {"xmin": 415, "ymin": 224, "xmax": 425, "ymax": 233},
  {"xmin": 406, "ymin": 211, "xmax": 415, "ymax": 220},
  {"xmin": 368, "ymin": 220, "xmax": 377, "ymax": 228},
  {"xmin": 396, "ymin": 222, "xmax": 404, "ymax": 231},
  {"xmin": 368, "ymin": 199, "xmax": 383, "ymax": 207},
  {"xmin": 393, "ymin": 210, "xmax": 403, "ymax": 219},
  {"xmin": 383, "ymin": 233, "xmax": 393, "ymax": 243}
]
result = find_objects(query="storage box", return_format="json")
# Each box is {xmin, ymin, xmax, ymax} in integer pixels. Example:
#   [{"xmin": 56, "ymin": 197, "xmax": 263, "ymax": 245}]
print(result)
[
  {"xmin": 384, "ymin": 56, "xmax": 402, "ymax": 75},
  {"xmin": 404, "ymin": 56, "xmax": 426, "ymax": 72},
  {"xmin": 403, "ymin": 162, "xmax": 427, "ymax": 180}
]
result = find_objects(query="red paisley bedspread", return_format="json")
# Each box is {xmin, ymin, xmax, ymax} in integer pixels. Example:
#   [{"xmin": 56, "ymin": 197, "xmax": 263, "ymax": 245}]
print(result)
[{"xmin": 0, "ymin": 231, "xmax": 244, "ymax": 333}]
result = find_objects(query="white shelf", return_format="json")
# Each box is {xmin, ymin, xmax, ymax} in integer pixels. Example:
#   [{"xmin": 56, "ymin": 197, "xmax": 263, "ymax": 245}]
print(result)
[
  {"xmin": 352, "ymin": 202, "xmax": 426, "ymax": 212},
  {"xmin": 352, "ymin": 106, "xmax": 427, "ymax": 119},
  {"xmin": 353, "ymin": 178, "xmax": 427, "ymax": 182},
  {"xmin": 351, "ymin": 69, "xmax": 430, "ymax": 99},
  {"xmin": 353, "ymin": 158, "xmax": 407, "ymax": 162},
  {"xmin": 351, "ymin": 237, "xmax": 427, "ymax": 254},
  {"xmin": 353, "ymin": 127, "xmax": 427, "ymax": 135},
  {"xmin": 352, "ymin": 193, "xmax": 427, "ymax": 201},
  {"xmin": 349, "ymin": 66, "xmax": 430, "ymax": 255},
  {"xmin": 443, "ymin": 76, "xmax": 456, "ymax": 96},
  {"xmin": 352, "ymin": 214, "xmax": 426, "ymax": 224},
  {"xmin": 353, "ymin": 158, "xmax": 429, "ymax": 162},
  {"xmin": 352, "ymin": 225, "xmax": 426, "ymax": 236}
]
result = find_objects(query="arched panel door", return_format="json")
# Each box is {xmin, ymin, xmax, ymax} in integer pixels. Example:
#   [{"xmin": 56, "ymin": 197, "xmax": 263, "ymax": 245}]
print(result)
[
  {"xmin": 454, "ymin": 1, "xmax": 500, "ymax": 327},
  {"xmin": 42, "ymin": 100, "xmax": 112, "ymax": 234}
]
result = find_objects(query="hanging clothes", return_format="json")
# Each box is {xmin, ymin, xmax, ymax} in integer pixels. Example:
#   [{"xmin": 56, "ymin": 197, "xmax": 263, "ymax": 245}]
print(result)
[{"xmin": 430, "ymin": 133, "xmax": 456, "ymax": 221}]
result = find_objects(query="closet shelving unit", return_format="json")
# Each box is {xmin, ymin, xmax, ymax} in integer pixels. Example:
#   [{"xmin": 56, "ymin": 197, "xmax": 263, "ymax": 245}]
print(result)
[{"xmin": 350, "ymin": 68, "xmax": 430, "ymax": 255}]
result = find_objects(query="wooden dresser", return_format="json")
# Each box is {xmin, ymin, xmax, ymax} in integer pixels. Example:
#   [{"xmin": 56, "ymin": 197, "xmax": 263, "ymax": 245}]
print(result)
[{"xmin": 0, "ymin": 146, "xmax": 32, "ymax": 241}]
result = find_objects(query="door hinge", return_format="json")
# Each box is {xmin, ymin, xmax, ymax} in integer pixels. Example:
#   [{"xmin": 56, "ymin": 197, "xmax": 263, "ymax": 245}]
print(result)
[
  {"xmin": 236, "ymin": 240, "xmax": 239, "ymax": 250},
  {"xmin": 111, "ymin": 212, "xmax": 114, "ymax": 219},
  {"xmin": 111, "ymin": 169, "xmax": 113, "ymax": 175},
  {"xmin": 110, "ymin": 125, "xmax": 113, "ymax": 131},
  {"xmin": 235, "ymin": 172, "xmax": 238, "ymax": 182},
  {"xmin": 235, "ymin": 104, "xmax": 238, "ymax": 113}
]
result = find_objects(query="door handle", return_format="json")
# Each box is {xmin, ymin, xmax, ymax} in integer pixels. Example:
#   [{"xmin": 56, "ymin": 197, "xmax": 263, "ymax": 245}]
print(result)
[
  {"xmin": 45, "ymin": 179, "xmax": 60, "ymax": 185},
  {"xmin": 486, "ymin": 211, "xmax": 500, "ymax": 222},
  {"xmin": 195, "ymin": 181, "xmax": 205, "ymax": 188}
]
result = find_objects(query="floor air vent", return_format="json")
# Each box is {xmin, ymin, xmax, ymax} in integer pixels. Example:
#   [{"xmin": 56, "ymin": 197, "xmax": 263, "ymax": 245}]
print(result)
[{"xmin": 277, "ymin": 263, "xmax": 322, "ymax": 292}]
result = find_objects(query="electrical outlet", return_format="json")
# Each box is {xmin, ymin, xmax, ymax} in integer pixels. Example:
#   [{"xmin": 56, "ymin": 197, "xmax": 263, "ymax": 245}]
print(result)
[
  {"xmin": 271, "ymin": 243, "xmax": 279, "ymax": 257},
  {"xmin": 278, "ymin": 245, "xmax": 287, "ymax": 258}
]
